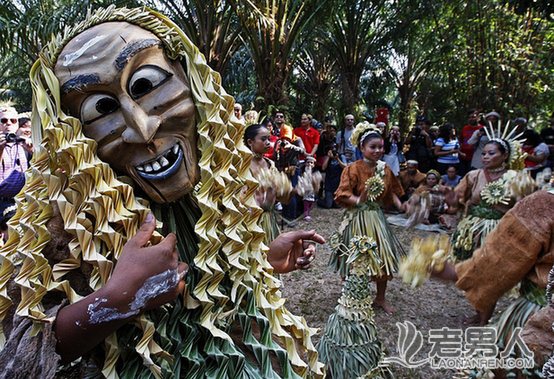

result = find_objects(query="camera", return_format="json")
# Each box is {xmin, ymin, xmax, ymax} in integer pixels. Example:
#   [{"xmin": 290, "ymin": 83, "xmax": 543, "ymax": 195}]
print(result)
[
  {"xmin": 4, "ymin": 133, "xmax": 25, "ymax": 143},
  {"xmin": 279, "ymin": 139, "xmax": 287, "ymax": 148}
]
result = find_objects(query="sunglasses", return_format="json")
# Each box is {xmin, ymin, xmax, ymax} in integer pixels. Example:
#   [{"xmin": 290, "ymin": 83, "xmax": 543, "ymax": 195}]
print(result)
[{"xmin": 1, "ymin": 118, "xmax": 17, "ymax": 124}]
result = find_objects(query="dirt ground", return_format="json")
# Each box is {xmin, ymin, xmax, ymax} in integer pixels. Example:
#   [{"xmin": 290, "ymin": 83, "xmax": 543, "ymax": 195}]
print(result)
[{"xmin": 279, "ymin": 206, "xmax": 511, "ymax": 379}]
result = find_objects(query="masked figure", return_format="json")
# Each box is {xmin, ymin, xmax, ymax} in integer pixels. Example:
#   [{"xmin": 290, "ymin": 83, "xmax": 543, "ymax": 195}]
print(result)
[{"xmin": 0, "ymin": 7, "xmax": 322, "ymax": 378}]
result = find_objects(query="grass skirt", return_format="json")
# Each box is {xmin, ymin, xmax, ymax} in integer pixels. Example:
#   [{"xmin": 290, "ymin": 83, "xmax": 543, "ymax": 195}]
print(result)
[
  {"xmin": 260, "ymin": 209, "xmax": 280, "ymax": 246},
  {"xmin": 452, "ymin": 203, "xmax": 504, "ymax": 261},
  {"xmin": 318, "ymin": 272, "xmax": 393, "ymax": 378},
  {"xmin": 329, "ymin": 203, "xmax": 405, "ymax": 278},
  {"xmin": 463, "ymin": 281, "xmax": 546, "ymax": 378},
  {"xmin": 494, "ymin": 280, "xmax": 546, "ymax": 350}
]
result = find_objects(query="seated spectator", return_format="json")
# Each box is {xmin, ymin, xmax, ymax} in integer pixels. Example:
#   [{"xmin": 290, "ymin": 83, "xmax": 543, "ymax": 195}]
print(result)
[
  {"xmin": 441, "ymin": 166, "xmax": 461, "ymax": 188},
  {"xmin": 406, "ymin": 170, "xmax": 459, "ymax": 228},
  {"xmin": 522, "ymin": 129, "xmax": 550, "ymax": 178},
  {"xmin": 540, "ymin": 112, "xmax": 554, "ymax": 169},
  {"xmin": 398, "ymin": 160, "xmax": 426, "ymax": 199}
]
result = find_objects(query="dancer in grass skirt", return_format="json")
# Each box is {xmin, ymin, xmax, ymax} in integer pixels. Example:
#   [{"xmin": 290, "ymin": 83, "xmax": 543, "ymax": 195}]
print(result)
[
  {"xmin": 329, "ymin": 122, "xmax": 405, "ymax": 314},
  {"xmin": 244, "ymin": 123, "xmax": 292, "ymax": 246}
]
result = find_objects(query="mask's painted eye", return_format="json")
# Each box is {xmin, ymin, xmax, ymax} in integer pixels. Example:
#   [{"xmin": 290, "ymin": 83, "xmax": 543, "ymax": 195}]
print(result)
[
  {"xmin": 81, "ymin": 94, "xmax": 119, "ymax": 124},
  {"xmin": 128, "ymin": 65, "xmax": 172, "ymax": 100}
]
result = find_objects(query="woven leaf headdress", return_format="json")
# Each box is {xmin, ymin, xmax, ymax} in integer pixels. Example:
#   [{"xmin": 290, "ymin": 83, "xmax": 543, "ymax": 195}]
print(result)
[{"xmin": 0, "ymin": 6, "xmax": 322, "ymax": 378}]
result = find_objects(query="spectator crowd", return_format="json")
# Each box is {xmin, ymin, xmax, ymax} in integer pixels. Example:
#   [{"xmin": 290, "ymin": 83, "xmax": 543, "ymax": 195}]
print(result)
[{"xmin": 242, "ymin": 107, "xmax": 553, "ymax": 229}]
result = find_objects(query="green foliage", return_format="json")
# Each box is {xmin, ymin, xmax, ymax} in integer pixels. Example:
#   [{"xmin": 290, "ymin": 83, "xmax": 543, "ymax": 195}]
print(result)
[
  {"xmin": 320, "ymin": 0, "xmax": 402, "ymax": 116},
  {"xmin": 146, "ymin": 0, "xmax": 242, "ymax": 74},
  {"xmin": 228, "ymin": 0, "xmax": 329, "ymax": 109},
  {"xmin": 0, "ymin": 0, "xmax": 552, "ymax": 125},
  {"xmin": 0, "ymin": 0, "xmax": 140, "ymax": 109}
]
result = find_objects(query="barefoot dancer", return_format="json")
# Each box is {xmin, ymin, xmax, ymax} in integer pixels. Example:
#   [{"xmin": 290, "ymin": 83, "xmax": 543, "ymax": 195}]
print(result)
[{"xmin": 329, "ymin": 122, "xmax": 405, "ymax": 314}]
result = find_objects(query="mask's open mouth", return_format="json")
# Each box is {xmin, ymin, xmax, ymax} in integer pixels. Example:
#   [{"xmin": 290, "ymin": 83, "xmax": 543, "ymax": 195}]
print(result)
[{"xmin": 135, "ymin": 143, "xmax": 183, "ymax": 181}]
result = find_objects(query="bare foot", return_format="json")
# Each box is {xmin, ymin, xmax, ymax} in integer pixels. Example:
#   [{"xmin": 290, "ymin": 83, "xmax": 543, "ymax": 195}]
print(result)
[{"xmin": 373, "ymin": 299, "xmax": 395, "ymax": 315}]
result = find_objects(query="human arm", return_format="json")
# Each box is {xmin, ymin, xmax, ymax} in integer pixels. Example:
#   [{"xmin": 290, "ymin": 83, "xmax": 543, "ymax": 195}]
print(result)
[
  {"xmin": 0, "ymin": 134, "xmax": 6, "ymax": 155},
  {"xmin": 308, "ymin": 132, "xmax": 320, "ymax": 157},
  {"xmin": 295, "ymin": 138, "xmax": 306, "ymax": 153},
  {"xmin": 55, "ymin": 214, "xmax": 187, "ymax": 363},
  {"xmin": 268, "ymin": 230, "xmax": 325, "ymax": 273},
  {"xmin": 453, "ymin": 170, "xmax": 475, "ymax": 208},
  {"xmin": 433, "ymin": 139, "xmax": 460, "ymax": 157},
  {"xmin": 22, "ymin": 138, "xmax": 33, "ymax": 155},
  {"xmin": 421, "ymin": 130, "xmax": 432, "ymax": 148},
  {"xmin": 334, "ymin": 164, "xmax": 361, "ymax": 207},
  {"xmin": 467, "ymin": 128, "xmax": 484, "ymax": 145},
  {"xmin": 321, "ymin": 152, "xmax": 331, "ymax": 171},
  {"xmin": 525, "ymin": 143, "xmax": 549, "ymax": 164},
  {"xmin": 453, "ymin": 192, "xmax": 552, "ymax": 324},
  {"xmin": 308, "ymin": 143, "xmax": 318, "ymax": 157},
  {"xmin": 392, "ymin": 193, "xmax": 404, "ymax": 211},
  {"xmin": 282, "ymin": 139, "xmax": 305, "ymax": 155}
]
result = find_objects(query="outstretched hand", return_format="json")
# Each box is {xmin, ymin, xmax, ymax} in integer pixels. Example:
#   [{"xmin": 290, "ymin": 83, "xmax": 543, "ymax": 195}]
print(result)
[{"xmin": 268, "ymin": 230, "xmax": 325, "ymax": 273}]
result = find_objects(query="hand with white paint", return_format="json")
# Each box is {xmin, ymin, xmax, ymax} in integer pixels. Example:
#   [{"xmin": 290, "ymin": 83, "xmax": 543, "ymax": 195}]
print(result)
[
  {"xmin": 55, "ymin": 213, "xmax": 187, "ymax": 363},
  {"xmin": 106, "ymin": 212, "xmax": 187, "ymax": 312}
]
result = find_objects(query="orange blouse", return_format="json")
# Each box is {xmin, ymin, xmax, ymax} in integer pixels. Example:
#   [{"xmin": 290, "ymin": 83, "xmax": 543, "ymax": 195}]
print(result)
[{"xmin": 334, "ymin": 160, "xmax": 404, "ymax": 209}]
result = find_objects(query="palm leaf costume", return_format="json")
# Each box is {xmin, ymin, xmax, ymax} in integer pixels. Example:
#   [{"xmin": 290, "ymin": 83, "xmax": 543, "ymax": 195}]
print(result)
[
  {"xmin": 0, "ymin": 6, "xmax": 323, "ymax": 378},
  {"xmin": 318, "ymin": 236, "xmax": 392, "ymax": 379}
]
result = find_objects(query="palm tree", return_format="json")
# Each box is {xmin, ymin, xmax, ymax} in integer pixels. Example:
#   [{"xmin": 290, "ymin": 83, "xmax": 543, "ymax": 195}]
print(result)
[
  {"xmin": 292, "ymin": 38, "xmax": 337, "ymax": 121},
  {"xmin": 228, "ymin": 0, "xmax": 329, "ymax": 109},
  {"xmin": 0, "ymin": 0, "xmax": 138, "ymax": 108},
  {"xmin": 321, "ymin": 0, "xmax": 400, "ymax": 116},
  {"xmin": 146, "ymin": 0, "xmax": 242, "ymax": 74}
]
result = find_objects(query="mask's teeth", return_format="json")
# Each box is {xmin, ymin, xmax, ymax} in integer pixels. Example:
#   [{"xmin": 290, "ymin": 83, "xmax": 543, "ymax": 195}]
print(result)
[
  {"xmin": 173, "ymin": 144, "xmax": 179, "ymax": 154},
  {"xmin": 159, "ymin": 156, "xmax": 170, "ymax": 168},
  {"xmin": 136, "ymin": 165, "xmax": 145, "ymax": 172},
  {"xmin": 152, "ymin": 161, "xmax": 161, "ymax": 171},
  {"xmin": 144, "ymin": 163, "xmax": 153, "ymax": 172}
]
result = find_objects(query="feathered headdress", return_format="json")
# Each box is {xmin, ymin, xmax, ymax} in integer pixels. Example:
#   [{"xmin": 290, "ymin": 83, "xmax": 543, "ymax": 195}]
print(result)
[{"xmin": 483, "ymin": 120, "xmax": 525, "ymax": 170}]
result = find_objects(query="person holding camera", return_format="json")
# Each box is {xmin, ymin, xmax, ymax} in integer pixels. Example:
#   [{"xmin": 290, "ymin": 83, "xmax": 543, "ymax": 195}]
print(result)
[
  {"xmin": 317, "ymin": 144, "xmax": 346, "ymax": 208},
  {"xmin": 382, "ymin": 125, "xmax": 404, "ymax": 176},
  {"xmin": 405, "ymin": 115, "xmax": 433, "ymax": 173},
  {"xmin": 0, "ymin": 107, "xmax": 29, "ymax": 238}
]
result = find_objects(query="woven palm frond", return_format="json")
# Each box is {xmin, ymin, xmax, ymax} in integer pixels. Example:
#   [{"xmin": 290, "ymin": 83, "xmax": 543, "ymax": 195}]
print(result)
[{"xmin": 318, "ymin": 237, "xmax": 393, "ymax": 379}]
